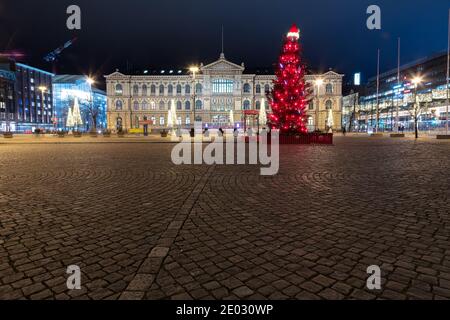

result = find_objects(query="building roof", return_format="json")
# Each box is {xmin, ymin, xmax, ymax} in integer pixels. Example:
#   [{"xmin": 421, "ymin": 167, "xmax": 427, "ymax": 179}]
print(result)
[
  {"xmin": 367, "ymin": 51, "xmax": 447, "ymax": 82},
  {"xmin": 16, "ymin": 63, "xmax": 54, "ymax": 76}
]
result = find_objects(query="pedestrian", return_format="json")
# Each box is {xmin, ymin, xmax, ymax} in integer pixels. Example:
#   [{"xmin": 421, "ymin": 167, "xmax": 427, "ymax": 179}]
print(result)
[{"xmin": 342, "ymin": 126, "xmax": 346, "ymax": 136}]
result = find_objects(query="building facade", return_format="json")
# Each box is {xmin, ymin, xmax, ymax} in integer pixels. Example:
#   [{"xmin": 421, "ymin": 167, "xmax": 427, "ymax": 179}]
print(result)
[
  {"xmin": 0, "ymin": 60, "xmax": 55, "ymax": 132},
  {"xmin": 14, "ymin": 63, "xmax": 54, "ymax": 132},
  {"xmin": 354, "ymin": 51, "xmax": 450, "ymax": 132},
  {"xmin": 53, "ymin": 75, "xmax": 107, "ymax": 131},
  {"xmin": 105, "ymin": 53, "xmax": 344, "ymax": 132},
  {"xmin": 0, "ymin": 60, "xmax": 16, "ymax": 132}
]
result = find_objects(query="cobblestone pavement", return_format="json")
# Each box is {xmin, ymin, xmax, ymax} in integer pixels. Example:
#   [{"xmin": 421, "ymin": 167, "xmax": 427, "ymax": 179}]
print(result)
[{"xmin": 0, "ymin": 136, "xmax": 449, "ymax": 300}]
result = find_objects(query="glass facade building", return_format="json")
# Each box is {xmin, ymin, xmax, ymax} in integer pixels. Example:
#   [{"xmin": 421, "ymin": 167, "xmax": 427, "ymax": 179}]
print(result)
[{"xmin": 53, "ymin": 75, "xmax": 107, "ymax": 131}]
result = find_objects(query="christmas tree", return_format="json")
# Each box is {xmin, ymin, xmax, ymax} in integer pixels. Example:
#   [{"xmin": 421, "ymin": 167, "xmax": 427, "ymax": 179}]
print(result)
[{"xmin": 268, "ymin": 24, "xmax": 309, "ymax": 134}]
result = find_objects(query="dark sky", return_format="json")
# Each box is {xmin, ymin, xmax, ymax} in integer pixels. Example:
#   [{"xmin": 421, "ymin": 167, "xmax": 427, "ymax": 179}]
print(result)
[{"xmin": 0, "ymin": 0, "xmax": 449, "ymax": 87}]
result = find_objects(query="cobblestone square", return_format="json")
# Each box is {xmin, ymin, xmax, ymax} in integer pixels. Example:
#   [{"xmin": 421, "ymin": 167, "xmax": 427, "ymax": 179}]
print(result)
[{"xmin": 0, "ymin": 136, "xmax": 449, "ymax": 300}]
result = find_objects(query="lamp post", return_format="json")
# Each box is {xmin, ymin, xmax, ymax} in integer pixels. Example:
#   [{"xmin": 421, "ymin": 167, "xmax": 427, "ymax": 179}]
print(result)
[
  {"xmin": 189, "ymin": 66, "xmax": 199, "ymax": 129},
  {"xmin": 38, "ymin": 86, "xmax": 47, "ymax": 129},
  {"xmin": 446, "ymin": 9, "xmax": 450, "ymax": 136},
  {"xmin": 412, "ymin": 76, "xmax": 423, "ymax": 139},
  {"xmin": 86, "ymin": 77, "xmax": 95, "ymax": 132},
  {"xmin": 314, "ymin": 78, "xmax": 323, "ymax": 131}
]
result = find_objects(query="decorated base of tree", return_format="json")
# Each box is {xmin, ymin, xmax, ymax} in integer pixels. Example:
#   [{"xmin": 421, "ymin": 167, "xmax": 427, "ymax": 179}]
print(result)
[{"xmin": 268, "ymin": 24, "xmax": 309, "ymax": 135}]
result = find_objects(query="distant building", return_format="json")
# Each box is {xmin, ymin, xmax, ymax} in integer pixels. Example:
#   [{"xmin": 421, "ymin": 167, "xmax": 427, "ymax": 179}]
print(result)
[
  {"xmin": 105, "ymin": 53, "xmax": 344, "ymax": 132},
  {"xmin": 358, "ymin": 51, "xmax": 449, "ymax": 131},
  {"xmin": 0, "ymin": 60, "xmax": 16, "ymax": 132},
  {"xmin": 53, "ymin": 75, "xmax": 107, "ymax": 131},
  {"xmin": 0, "ymin": 60, "xmax": 54, "ymax": 132}
]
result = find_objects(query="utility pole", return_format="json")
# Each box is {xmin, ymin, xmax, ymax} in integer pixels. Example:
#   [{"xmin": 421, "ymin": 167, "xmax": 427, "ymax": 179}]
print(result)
[
  {"xmin": 396, "ymin": 37, "xmax": 401, "ymax": 133},
  {"xmin": 376, "ymin": 49, "xmax": 380, "ymax": 133}
]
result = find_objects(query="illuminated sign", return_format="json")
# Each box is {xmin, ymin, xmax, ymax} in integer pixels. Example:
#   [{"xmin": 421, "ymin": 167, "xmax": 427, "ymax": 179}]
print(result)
[{"xmin": 354, "ymin": 73, "xmax": 361, "ymax": 86}]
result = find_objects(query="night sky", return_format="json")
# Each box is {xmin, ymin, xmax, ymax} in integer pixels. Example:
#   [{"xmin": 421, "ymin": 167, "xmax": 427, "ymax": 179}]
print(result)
[{"xmin": 0, "ymin": 0, "xmax": 449, "ymax": 87}]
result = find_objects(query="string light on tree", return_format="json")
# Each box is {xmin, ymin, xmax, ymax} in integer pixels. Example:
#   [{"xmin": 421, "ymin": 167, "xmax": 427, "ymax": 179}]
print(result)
[{"xmin": 268, "ymin": 24, "xmax": 309, "ymax": 134}]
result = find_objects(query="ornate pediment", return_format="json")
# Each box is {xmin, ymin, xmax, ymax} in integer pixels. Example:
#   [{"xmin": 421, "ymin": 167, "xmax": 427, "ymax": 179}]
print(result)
[{"xmin": 201, "ymin": 53, "xmax": 245, "ymax": 74}]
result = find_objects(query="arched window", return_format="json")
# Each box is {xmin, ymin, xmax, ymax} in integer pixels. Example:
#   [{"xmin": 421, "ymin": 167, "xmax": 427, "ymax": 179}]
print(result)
[
  {"xmin": 176, "ymin": 101, "xmax": 182, "ymax": 110},
  {"xmin": 142, "ymin": 100, "xmax": 149, "ymax": 110},
  {"xmin": 159, "ymin": 84, "xmax": 165, "ymax": 95},
  {"xmin": 185, "ymin": 101, "xmax": 191, "ymax": 110},
  {"xmin": 176, "ymin": 84, "xmax": 182, "ymax": 94},
  {"xmin": 115, "ymin": 84, "xmax": 123, "ymax": 95},
  {"xmin": 150, "ymin": 102, "xmax": 156, "ymax": 110},
  {"xmin": 243, "ymin": 100, "xmax": 250, "ymax": 110},
  {"xmin": 326, "ymin": 100, "xmax": 333, "ymax": 109},
  {"xmin": 133, "ymin": 84, "xmax": 139, "ymax": 95},
  {"xmin": 168, "ymin": 84, "xmax": 173, "ymax": 95},
  {"xmin": 264, "ymin": 84, "xmax": 270, "ymax": 94},
  {"xmin": 255, "ymin": 101, "xmax": 261, "ymax": 110},
  {"xmin": 256, "ymin": 85, "xmax": 261, "ymax": 94},
  {"xmin": 133, "ymin": 101, "xmax": 139, "ymax": 111},
  {"xmin": 185, "ymin": 84, "xmax": 191, "ymax": 94},
  {"xmin": 308, "ymin": 101, "xmax": 314, "ymax": 110},
  {"xmin": 243, "ymin": 83, "xmax": 251, "ymax": 93},
  {"xmin": 115, "ymin": 100, "xmax": 123, "ymax": 110},
  {"xmin": 195, "ymin": 100, "xmax": 202, "ymax": 110},
  {"xmin": 326, "ymin": 83, "xmax": 333, "ymax": 94},
  {"xmin": 195, "ymin": 83, "xmax": 202, "ymax": 94},
  {"xmin": 159, "ymin": 100, "xmax": 165, "ymax": 110},
  {"xmin": 142, "ymin": 85, "xmax": 148, "ymax": 96},
  {"xmin": 151, "ymin": 85, "xmax": 156, "ymax": 95}
]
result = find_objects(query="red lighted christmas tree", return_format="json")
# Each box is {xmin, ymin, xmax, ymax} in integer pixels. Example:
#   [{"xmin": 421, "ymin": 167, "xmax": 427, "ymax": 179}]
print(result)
[{"xmin": 268, "ymin": 24, "xmax": 309, "ymax": 134}]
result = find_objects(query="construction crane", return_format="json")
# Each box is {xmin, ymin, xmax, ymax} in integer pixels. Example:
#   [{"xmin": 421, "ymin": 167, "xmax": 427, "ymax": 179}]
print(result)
[{"xmin": 44, "ymin": 37, "xmax": 77, "ymax": 63}]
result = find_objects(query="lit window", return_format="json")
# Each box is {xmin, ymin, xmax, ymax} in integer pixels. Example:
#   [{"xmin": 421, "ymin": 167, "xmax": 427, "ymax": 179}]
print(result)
[
  {"xmin": 212, "ymin": 79, "xmax": 233, "ymax": 94},
  {"xmin": 243, "ymin": 83, "xmax": 251, "ymax": 93},
  {"xmin": 115, "ymin": 84, "xmax": 123, "ymax": 95}
]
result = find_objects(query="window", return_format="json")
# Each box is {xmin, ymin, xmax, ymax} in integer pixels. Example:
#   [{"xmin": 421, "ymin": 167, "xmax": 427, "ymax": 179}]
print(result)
[
  {"xmin": 185, "ymin": 116, "xmax": 190, "ymax": 125},
  {"xmin": 326, "ymin": 83, "xmax": 333, "ymax": 94},
  {"xmin": 309, "ymin": 101, "xmax": 314, "ymax": 110},
  {"xmin": 177, "ymin": 117, "xmax": 182, "ymax": 125},
  {"xmin": 195, "ymin": 83, "xmax": 202, "ymax": 94},
  {"xmin": 159, "ymin": 101, "xmax": 165, "ymax": 110},
  {"xmin": 115, "ymin": 100, "xmax": 123, "ymax": 110},
  {"xmin": 176, "ymin": 101, "xmax": 182, "ymax": 110},
  {"xmin": 255, "ymin": 101, "xmax": 261, "ymax": 110},
  {"xmin": 243, "ymin": 100, "xmax": 250, "ymax": 110},
  {"xmin": 159, "ymin": 116, "xmax": 165, "ymax": 125},
  {"xmin": 142, "ymin": 85, "xmax": 148, "ymax": 96},
  {"xmin": 151, "ymin": 102, "xmax": 156, "ymax": 110},
  {"xmin": 185, "ymin": 84, "xmax": 191, "ymax": 94},
  {"xmin": 326, "ymin": 100, "xmax": 332, "ymax": 109},
  {"xmin": 151, "ymin": 116, "xmax": 156, "ymax": 124},
  {"xmin": 142, "ymin": 100, "xmax": 149, "ymax": 110},
  {"xmin": 159, "ymin": 85, "xmax": 164, "ymax": 95},
  {"xmin": 308, "ymin": 116, "xmax": 314, "ymax": 126},
  {"xmin": 115, "ymin": 84, "xmax": 123, "ymax": 95},
  {"xmin": 256, "ymin": 85, "xmax": 261, "ymax": 94},
  {"xmin": 135, "ymin": 116, "xmax": 140, "ymax": 128},
  {"xmin": 151, "ymin": 85, "xmax": 156, "ymax": 95},
  {"xmin": 133, "ymin": 101, "xmax": 139, "ymax": 111},
  {"xmin": 264, "ymin": 84, "xmax": 270, "ymax": 94},
  {"xmin": 168, "ymin": 84, "xmax": 173, "ymax": 95},
  {"xmin": 176, "ymin": 84, "xmax": 182, "ymax": 94},
  {"xmin": 133, "ymin": 85, "xmax": 139, "ymax": 95},
  {"xmin": 195, "ymin": 100, "xmax": 202, "ymax": 110},
  {"xmin": 212, "ymin": 79, "xmax": 233, "ymax": 94},
  {"xmin": 243, "ymin": 83, "xmax": 251, "ymax": 93},
  {"xmin": 185, "ymin": 101, "xmax": 191, "ymax": 110}
]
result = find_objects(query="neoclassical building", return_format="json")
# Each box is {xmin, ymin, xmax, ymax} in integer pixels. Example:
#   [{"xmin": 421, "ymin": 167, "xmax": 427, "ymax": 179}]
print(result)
[{"xmin": 105, "ymin": 53, "xmax": 343, "ymax": 132}]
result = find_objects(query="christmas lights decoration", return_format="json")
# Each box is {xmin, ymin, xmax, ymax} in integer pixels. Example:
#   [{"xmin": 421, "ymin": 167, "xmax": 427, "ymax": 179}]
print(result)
[{"xmin": 268, "ymin": 24, "xmax": 310, "ymax": 134}]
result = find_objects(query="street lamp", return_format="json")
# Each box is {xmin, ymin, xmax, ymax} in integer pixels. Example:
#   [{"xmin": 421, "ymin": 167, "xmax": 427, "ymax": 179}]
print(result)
[
  {"xmin": 189, "ymin": 66, "xmax": 199, "ymax": 129},
  {"xmin": 86, "ymin": 76, "xmax": 96, "ymax": 132},
  {"xmin": 38, "ymin": 86, "xmax": 47, "ymax": 127},
  {"xmin": 314, "ymin": 78, "xmax": 323, "ymax": 131},
  {"xmin": 412, "ymin": 76, "xmax": 423, "ymax": 139}
]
